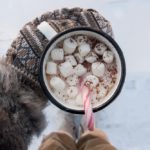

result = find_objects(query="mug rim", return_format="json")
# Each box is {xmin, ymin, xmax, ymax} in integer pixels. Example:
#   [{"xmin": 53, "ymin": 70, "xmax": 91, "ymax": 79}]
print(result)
[{"xmin": 39, "ymin": 27, "xmax": 126, "ymax": 114}]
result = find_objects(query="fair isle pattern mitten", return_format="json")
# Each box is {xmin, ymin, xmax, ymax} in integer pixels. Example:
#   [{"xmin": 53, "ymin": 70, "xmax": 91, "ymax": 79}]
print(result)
[{"xmin": 6, "ymin": 7, "xmax": 113, "ymax": 92}]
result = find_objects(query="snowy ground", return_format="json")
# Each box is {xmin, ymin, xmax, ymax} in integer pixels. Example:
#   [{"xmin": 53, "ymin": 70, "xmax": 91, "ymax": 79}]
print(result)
[{"xmin": 0, "ymin": 0, "xmax": 150, "ymax": 150}]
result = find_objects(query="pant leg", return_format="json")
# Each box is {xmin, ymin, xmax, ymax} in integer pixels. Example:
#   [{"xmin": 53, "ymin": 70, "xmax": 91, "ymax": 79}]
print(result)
[
  {"xmin": 39, "ymin": 131, "xmax": 77, "ymax": 150},
  {"xmin": 77, "ymin": 129, "xmax": 117, "ymax": 150}
]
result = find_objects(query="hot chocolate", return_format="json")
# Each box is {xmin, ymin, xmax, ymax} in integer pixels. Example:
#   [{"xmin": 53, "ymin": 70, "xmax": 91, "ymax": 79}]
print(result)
[{"xmin": 45, "ymin": 34, "xmax": 118, "ymax": 109}]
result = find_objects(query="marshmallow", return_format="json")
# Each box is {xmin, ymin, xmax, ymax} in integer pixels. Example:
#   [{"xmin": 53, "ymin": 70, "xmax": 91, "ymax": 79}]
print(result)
[
  {"xmin": 85, "ymin": 52, "xmax": 98, "ymax": 63},
  {"xmin": 65, "ymin": 55, "xmax": 77, "ymax": 66},
  {"xmin": 46, "ymin": 62, "xmax": 57, "ymax": 75},
  {"xmin": 67, "ymin": 86, "xmax": 78, "ymax": 98},
  {"xmin": 74, "ymin": 64, "xmax": 87, "ymax": 76},
  {"xmin": 66, "ymin": 74, "xmax": 79, "ymax": 86},
  {"xmin": 97, "ymin": 85, "xmax": 108, "ymax": 99},
  {"xmin": 78, "ymin": 43, "xmax": 91, "ymax": 57},
  {"xmin": 76, "ymin": 35, "xmax": 87, "ymax": 46},
  {"xmin": 54, "ymin": 90, "xmax": 68, "ymax": 101},
  {"xmin": 63, "ymin": 38, "xmax": 77, "ymax": 54},
  {"xmin": 94, "ymin": 43, "xmax": 107, "ymax": 55},
  {"xmin": 76, "ymin": 94, "xmax": 83, "ymax": 106},
  {"xmin": 103, "ymin": 51, "xmax": 114, "ymax": 64},
  {"xmin": 51, "ymin": 48, "xmax": 64, "ymax": 61},
  {"xmin": 84, "ymin": 75, "xmax": 99, "ymax": 89},
  {"xmin": 59, "ymin": 61, "xmax": 74, "ymax": 78},
  {"xmin": 74, "ymin": 53, "xmax": 84, "ymax": 63},
  {"xmin": 50, "ymin": 76, "xmax": 66, "ymax": 91},
  {"xmin": 92, "ymin": 62, "xmax": 105, "ymax": 77}
]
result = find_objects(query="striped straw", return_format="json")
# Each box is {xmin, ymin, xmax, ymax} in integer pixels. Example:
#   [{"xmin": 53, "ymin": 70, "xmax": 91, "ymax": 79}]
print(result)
[{"xmin": 81, "ymin": 86, "xmax": 95, "ymax": 130}]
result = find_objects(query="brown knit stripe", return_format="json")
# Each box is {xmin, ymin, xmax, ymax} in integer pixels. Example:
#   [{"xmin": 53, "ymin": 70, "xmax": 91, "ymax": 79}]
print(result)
[
  {"xmin": 35, "ymin": 27, "xmax": 49, "ymax": 49},
  {"xmin": 69, "ymin": 7, "xmax": 83, "ymax": 16},
  {"xmin": 91, "ymin": 11, "xmax": 108, "ymax": 28},
  {"xmin": 61, "ymin": 19, "xmax": 79, "ymax": 30},
  {"xmin": 84, "ymin": 10, "xmax": 100, "ymax": 30},
  {"xmin": 61, "ymin": 8, "xmax": 70, "ymax": 19},
  {"xmin": 26, "ymin": 24, "xmax": 44, "ymax": 50},
  {"xmin": 54, "ymin": 9, "xmax": 62, "ymax": 19},
  {"xmin": 49, "ymin": 19, "xmax": 79, "ymax": 33},
  {"xmin": 21, "ymin": 24, "xmax": 44, "ymax": 56},
  {"xmin": 78, "ymin": 11, "xmax": 91, "ymax": 26},
  {"xmin": 90, "ymin": 11, "xmax": 113, "ymax": 37},
  {"xmin": 61, "ymin": 7, "xmax": 83, "ymax": 21},
  {"xmin": 49, "ymin": 21, "xmax": 61, "ymax": 32},
  {"xmin": 39, "ymin": 11, "xmax": 55, "ymax": 23},
  {"xmin": 7, "ymin": 63, "xmax": 39, "ymax": 87}
]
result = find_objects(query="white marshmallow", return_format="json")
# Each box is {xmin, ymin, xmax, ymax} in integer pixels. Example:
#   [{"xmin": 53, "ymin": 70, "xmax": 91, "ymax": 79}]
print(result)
[
  {"xmin": 65, "ymin": 55, "xmax": 77, "ymax": 66},
  {"xmin": 74, "ymin": 53, "xmax": 84, "ymax": 63},
  {"xmin": 76, "ymin": 94, "xmax": 83, "ymax": 106},
  {"xmin": 46, "ymin": 62, "xmax": 57, "ymax": 75},
  {"xmin": 67, "ymin": 86, "xmax": 78, "ymax": 98},
  {"xmin": 84, "ymin": 75, "xmax": 99, "ymax": 89},
  {"xmin": 54, "ymin": 90, "xmax": 68, "ymax": 101},
  {"xmin": 74, "ymin": 64, "xmax": 87, "ymax": 76},
  {"xmin": 94, "ymin": 43, "xmax": 107, "ymax": 55},
  {"xmin": 50, "ymin": 76, "xmax": 66, "ymax": 91},
  {"xmin": 63, "ymin": 38, "xmax": 77, "ymax": 54},
  {"xmin": 59, "ymin": 62, "xmax": 74, "ymax": 78},
  {"xmin": 97, "ymin": 85, "xmax": 108, "ymax": 99},
  {"xmin": 66, "ymin": 75, "xmax": 79, "ymax": 86},
  {"xmin": 76, "ymin": 35, "xmax": 87, "ymax": 46},
  {"xmin": 78, "ymin": 43, "xmax": 91, "ymax": 57},
  {"xmin": 85, "ymin": 52, "xmax": 98, "ymax": 63},
  {"xmin": 92, "ymin": 62, "xmax": 105, "ymax": 77},
  {"xmin": 51, "ymin": 48, "xmax": 64, "ymax": 61},
  {"xmin": 103, "ymin": 51, "xmax": 114, "ymax": 64}
]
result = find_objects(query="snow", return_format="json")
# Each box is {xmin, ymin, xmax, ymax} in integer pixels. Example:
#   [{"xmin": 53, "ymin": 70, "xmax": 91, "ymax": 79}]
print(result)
[{"xmin": 0, "ymin": 0, "xmax": 150, "ymax": 149}]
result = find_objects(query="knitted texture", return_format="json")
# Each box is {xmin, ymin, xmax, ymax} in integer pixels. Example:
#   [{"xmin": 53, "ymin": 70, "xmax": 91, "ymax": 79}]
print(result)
[{"xmin": 6, "ymin": 7, "xmax": 113, "ymax": 91}]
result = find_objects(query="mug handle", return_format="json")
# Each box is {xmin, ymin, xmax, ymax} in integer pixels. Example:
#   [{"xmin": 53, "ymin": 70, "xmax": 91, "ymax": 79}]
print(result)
[{"xmin": 37, "ymin": 21, "xmax": 57, "ymax": 40}]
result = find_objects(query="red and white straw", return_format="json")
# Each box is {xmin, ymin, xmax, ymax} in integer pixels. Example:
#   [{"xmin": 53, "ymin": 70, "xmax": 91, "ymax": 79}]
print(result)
[{"xmin": 81, "ymin": 85, "xmax": 95, "ymax": 130}]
